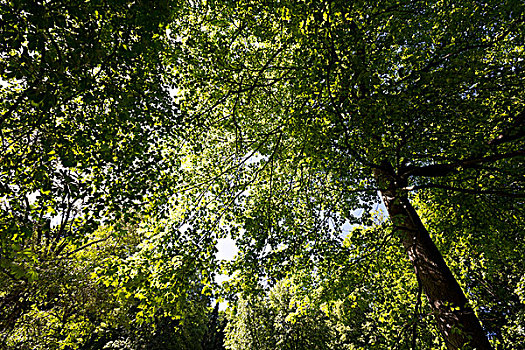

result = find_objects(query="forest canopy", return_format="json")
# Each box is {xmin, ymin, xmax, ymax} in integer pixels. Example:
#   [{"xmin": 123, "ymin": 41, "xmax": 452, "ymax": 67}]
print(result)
[{"xmin": 1, "ymin": 0, "xmax": 524, "ymax": 349}]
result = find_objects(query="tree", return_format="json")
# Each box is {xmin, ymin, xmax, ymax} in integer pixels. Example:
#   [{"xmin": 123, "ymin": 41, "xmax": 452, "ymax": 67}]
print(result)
[
  {"xmin": 0, "ymin": 0, "xmax": 181, "ymax": 327},
  {"xmin": 0, "ymin": 2, "xmax": 222, "ymax": 348},
  {"xmin": 0, "ymin": 222, "xmax": 214, "ymax": 350},
  {"xmin": 413, "ymin": 187, "xmax": 525, "ymax": 348},
  {"xmin": 201, "ymin": 303, "xmax": 227, "ymax": 350},
  {"xmin": 225, "ymin": 275, "xmax": 334, "ymax": 350},
  {"xmin": 173, "ymin": 1, "xmax": 525, "ymax": 348},
  {"xmin": 2, "ymin": 0, "xmax": 524, "ymax": 348},
  {"xmin": 225, "ymin": 221, "xmax": 445, "ymax": 350}
]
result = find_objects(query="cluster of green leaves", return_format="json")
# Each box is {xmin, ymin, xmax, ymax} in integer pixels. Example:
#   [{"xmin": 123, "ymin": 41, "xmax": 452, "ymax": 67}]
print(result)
[
  {"xmin": 0, "ymin": 222, "xmax": 217, "ymax": 350},
  {"xmin": 224, "ymin": 221, "xmax": 442, "ymax": 349},
  {"xmin": 225, "ymin": 275, "xmax": 334, "ymax": 350},
  {"xmin": 0, "ymin": 0, "xmax": 181, "ymax": 284}
]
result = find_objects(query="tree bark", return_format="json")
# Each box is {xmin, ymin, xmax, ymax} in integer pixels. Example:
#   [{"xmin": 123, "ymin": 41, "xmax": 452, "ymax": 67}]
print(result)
[{"xmin": 374, "ymin": 166, "xmax": 493, "ymax": 350}]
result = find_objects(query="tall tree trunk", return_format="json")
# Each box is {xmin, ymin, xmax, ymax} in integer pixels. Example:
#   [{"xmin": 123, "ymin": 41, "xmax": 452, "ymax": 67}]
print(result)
[{"xmin": 374, "ymin": 166, "xmax": 492, "ymax": 350}]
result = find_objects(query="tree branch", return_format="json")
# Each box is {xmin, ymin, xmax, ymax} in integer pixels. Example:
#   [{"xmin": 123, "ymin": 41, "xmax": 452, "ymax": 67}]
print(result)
[
  {"xmin": 402, "ymin": 149, "xmax": 524, "ymax": 178},
  {"xmin": 404, "ymin": 184, "xmax": 525, "ymax": 198},
  {"xmin": 65, "ymin": 236, "xmax": 111, "ymax": 257}
]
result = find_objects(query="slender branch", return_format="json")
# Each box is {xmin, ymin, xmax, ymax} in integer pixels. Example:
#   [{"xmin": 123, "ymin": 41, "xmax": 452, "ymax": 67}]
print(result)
[
  {"xmin": 404, "ymin": 184, "xmax": 525, "ymax": 198},
  {"xmin": 65, "ymin": 237, "xmax": 111, "ymax": 257}
]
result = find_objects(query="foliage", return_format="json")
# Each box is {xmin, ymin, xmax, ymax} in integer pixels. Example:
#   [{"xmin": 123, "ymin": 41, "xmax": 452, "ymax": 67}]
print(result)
[
  {"xmin": 0, "ymin": 0, "xmax": 180, "ymax": 285},
  {"xmin": 173, "ymin": 0, "xmax": 524, "ymax": 278},
  {"xmin": 225, "ymin": 274, "xmax": 333, "ymax": 350},
  {"xmin": 415, "ymin": 189, "xmax": 525, "ymax": 348},
  {"xmin": 0, "ymin": 222, "xmax": 216, "ymax": 350},
  {"xmin": 1, "ymin": 0, "xmax": 524, "ymax": 349},
  {"xmin": 173, "ymin": 0, "xmax": 524, "ymax": 347},
  {"xmin": 0, "ymin": 2, "xmax": 200, "ymax": 344},
  {"xmin": 201, "ymin": 303, "xmax": 227, "ymax": 350},
  {"xmin": 225, "ymin": 211, "xmax": 524, "ymax": 349},
  {"xmin": 225, "ymin": 222, "xmax": 445, "ymax": 350}
]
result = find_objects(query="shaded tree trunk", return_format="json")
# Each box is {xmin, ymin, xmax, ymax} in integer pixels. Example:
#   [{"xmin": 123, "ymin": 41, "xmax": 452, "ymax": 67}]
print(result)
[{"xmin": 374, "ymin": 166, "xmax": 492, "ymax": 350}]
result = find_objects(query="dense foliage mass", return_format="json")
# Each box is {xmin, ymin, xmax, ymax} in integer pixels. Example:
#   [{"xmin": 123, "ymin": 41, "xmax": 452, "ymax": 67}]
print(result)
[{"xmin": 1, "ymin": 0, "xmax": 524, "ymax": 349}]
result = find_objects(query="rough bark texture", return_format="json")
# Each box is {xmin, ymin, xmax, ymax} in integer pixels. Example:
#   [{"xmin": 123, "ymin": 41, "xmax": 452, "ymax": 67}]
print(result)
[{"xmin": 374, "ymin": 167, "xmax": 493, "ymax": 350}]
